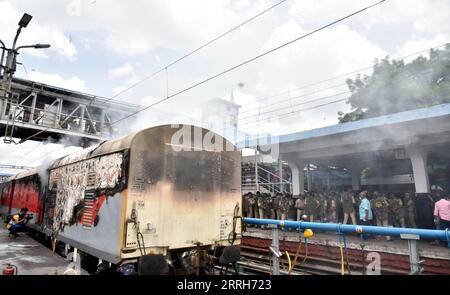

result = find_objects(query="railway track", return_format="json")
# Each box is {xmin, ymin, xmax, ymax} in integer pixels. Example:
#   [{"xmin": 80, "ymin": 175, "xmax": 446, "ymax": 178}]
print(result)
[
  {"xmin": 240, "ymin": 249, "xmax": 345, "ymax": 275},
  {"xmin": 239, "ymin": 245, "xmax": 407, "ymax": 275}
]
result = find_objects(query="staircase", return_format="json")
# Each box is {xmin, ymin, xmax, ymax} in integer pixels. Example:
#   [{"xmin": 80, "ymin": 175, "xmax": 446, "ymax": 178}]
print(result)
[{"xmin": 242, "ymin": 164, "xmax": 292, "ymax": 194}]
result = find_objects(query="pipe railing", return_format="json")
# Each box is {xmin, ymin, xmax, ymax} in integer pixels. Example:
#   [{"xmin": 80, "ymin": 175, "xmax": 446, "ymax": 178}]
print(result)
[
  {"xmin": 244, "ymin": 218, "xmax": 450, "ymax": 275},
  {"xmin": 243, "ymin": 218, "xmax": 450, "ymax": 243}
]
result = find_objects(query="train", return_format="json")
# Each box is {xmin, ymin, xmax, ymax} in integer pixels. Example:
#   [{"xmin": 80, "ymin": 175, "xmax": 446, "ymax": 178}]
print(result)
[{"xmin": 0, "ymin": 124, "xmax": 243, "ymax": 274}]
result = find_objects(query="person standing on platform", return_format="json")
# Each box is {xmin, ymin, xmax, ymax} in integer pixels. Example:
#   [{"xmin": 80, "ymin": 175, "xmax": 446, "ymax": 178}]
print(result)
[
  {"xmin": 342, "ymin": 190, "xmax": 357, "ymax": 225},
  {"xmin": 328, "ymin": 192, "xmax": 338, "ymax": 223},
  {"xmin": 305, "ymin": 192, "xmax": 319, "ymax": 222},
  {"xmin": 434, "ymin": 193, "xmax": 450, "ymax": 231},
  {"xmin": 416, "ymin": 193, "xmax": 435, "ymax": 229},
  {"xmin": 273, "ymin": 193, "xmax": 282, "ymax": 220},
  {"xmin": 295, "ymin": 195, "xmax": 305, "ymax": 221},
  {"xmin": 389, "ymin": 193, "xmax": 404, "ymax": 227},
  {"xmin": 243, "ymin": 193, "xmax": 249, "ymax": 218},
  {"xmin": 359, "ymin": 191, "xmax": 373, "ymax": 226},
  {"xmin": 278, "ymin": 194, "xmax": 291, "ymax": 220},
  {"xmin": 398, "ymin": 194, "xmax": 407, "ymax": 228},
  {"xmin": 359, "ymin": 191, "xmax": 373, "ymax": 240},
  {"xmin": 319, "ymin": 192, "xmax": 328, "ymax": 222},
  {"xmin": 247, "ymin": 192, "xmax": 256, "ymax": 219},
  {"xmin": 372, "ymin": 193, "xmax": 391, "ymax": 240},
  {"xmin": 405, "ymin": 193, "xmax": 417, "ymax": 228}
]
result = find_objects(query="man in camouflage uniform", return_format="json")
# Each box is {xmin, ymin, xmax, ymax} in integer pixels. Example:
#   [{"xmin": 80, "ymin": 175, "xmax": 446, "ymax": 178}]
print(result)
[
  {"xmin": 319, "ymin": 193, "xmax": 328, "ymax": 222},
  {"xmin": 295, "ymin": 195, "xmax": 306, "ymax": 221},
  {"xmin": 273, "ymin": 193, "xmax": 282, "ymax": 220},
  {"xmin": 278, "ymin": 194, "xmax": 292, "ymax": 220},
  {"xmin": 389, "ymin": 193, "xmax": 405, "ymax": 227},
  {"xmin": 243, "ymin": 193, "xmax": 249, "ymax": 218},
  {"xmin": 342, "ymin": 190, "xmax": 356, "ymax": 225},
  {"xmin": 285, "ymin": 194, "xmax": 296, "ymax": 221},
  {"xmin": 328, "ymin": 192, "xmax": 338, "ymax": 223},
  {"xmin": 372, "ymin": 192, "xmax": 391, "ymax": 240},
  {"xmin": 258, "ymin": 193, "xmax": 271, "ymax": 220},
  {"xmin": 305, "ymin": 192, "xmax": 320, "ymax": 222},
  {"xmin": 268, "ymin": 194, "xmax": 276, "ymax": 220},
  {"xmin": 398, "ymin": 194, "xmax": 407, "ymax": 228},
  {"xmin": 405, "ymin": 193, "xmax": 416, "ymax": 228},
  {"xmin": 247, "ymin": 192, "xmax": 257, "ymax": 218},
  {"xmin": 255, "ymin": 191, "xmax": 261, "ymax": 218}
]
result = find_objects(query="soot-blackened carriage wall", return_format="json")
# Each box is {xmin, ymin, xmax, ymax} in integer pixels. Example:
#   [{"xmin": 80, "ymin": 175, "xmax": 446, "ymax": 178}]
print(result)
[{"xmin": 122, "ymin": 125, "xmax": 242, "ymax": 259}]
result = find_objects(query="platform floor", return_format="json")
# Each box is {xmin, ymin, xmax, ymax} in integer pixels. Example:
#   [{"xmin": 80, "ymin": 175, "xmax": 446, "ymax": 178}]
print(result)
[
  {"xmin": 243, "ymin": 227, "xmax": 450, "ymax": 260},
  {"xmin": 0, "ymin": 228, "xmax": 87, "ymax": 275}
]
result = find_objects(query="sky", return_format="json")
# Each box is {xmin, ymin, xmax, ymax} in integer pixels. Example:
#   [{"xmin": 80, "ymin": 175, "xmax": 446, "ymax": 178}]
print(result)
[{"xmin": 0, "ymin": 0, "xmax": 449, "ymax": 170}]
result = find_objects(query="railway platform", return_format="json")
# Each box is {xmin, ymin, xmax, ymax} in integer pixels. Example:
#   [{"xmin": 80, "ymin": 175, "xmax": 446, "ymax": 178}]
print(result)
[{"xmin": 0, "ymin": 228, "xmax": 87, "ymax": 275}]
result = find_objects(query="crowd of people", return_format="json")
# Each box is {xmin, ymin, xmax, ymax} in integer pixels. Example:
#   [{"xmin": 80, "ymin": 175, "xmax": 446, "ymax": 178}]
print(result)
[{"xmin": 243, "ymin": 189, "xmax": 450, "ymax": 236}]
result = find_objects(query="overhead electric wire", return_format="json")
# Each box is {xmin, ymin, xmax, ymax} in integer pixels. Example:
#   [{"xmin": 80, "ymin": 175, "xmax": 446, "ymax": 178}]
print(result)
[
  {"xmin": 23, "ymin": 145, "xmax": 69, "ymax": 167},
  {"xmin": 239, "ymin": 42, "xmax": 449, "ymax": 110},
  {"xmin": 105, "ymin": 0, "xmax": 288, "ymax": 102},
  {"xmin": 20, "ymin": 0, "xmax": 288, "ymax": 144},
  {"xmin": 236, "ymin": 43, "xmax": 450, "ymax": 126},
  {"xmin": 22, "ymin": 141, "xmax": 42, "ymax": 157},
  {"xmin": 239, "ymin": 97, "xmax": 349, "ymax": 130},
  {"xmin": 236, "ymin": 57, "xmax": 448, "ymax": 131},
  {"xmin": 239, "ymin": 90, "xmax": 351, "ymax": 123},
  {"xmin": 239, "ymin": 82, "xmax": 348, "ymax": 115},
  {"xmin": 8, "ymin": 141, "xmax": 43, "ymax": 167},
  {"xmin": 240, "ymin": 67, "xmax": 372, "ymax": 107},
  {"xmin": 109, "ymin": 0, "xmax": 387, "ymax": 126},
  {"xmin": 239, "ymin": 95, "xmax": 349, "ymax": 129}
]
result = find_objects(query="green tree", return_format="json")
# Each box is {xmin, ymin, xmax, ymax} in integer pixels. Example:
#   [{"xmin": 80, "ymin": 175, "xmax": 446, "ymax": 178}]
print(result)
[{"xmin": 338, "ymin": 44, "xmax": 450, "ymax": 123}]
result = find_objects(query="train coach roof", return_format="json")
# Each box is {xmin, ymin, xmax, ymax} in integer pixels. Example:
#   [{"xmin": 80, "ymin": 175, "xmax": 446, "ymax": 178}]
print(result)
[
  {"xmin": 49, "ymin": 124, "xmax": 233, "ymax": 170},
  {"xmin": 50, "ymin": 131, "xmax": 138, "ymax": 169},
  {"xmin": 11, "ymin": 168, "xmax": 39, "ymax": 180}
]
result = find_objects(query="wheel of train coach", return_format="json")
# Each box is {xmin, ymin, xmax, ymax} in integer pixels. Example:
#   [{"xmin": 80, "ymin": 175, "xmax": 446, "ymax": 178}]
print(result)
[{"xmin": 0, "ymin": 125, "xmax": 243, "ymax": 274}]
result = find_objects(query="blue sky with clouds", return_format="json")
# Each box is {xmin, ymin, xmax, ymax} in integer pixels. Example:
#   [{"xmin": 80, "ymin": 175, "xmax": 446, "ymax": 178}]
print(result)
[{"xmin": 0, "ymin": 0, "xmax": 449, "ymax": 167}]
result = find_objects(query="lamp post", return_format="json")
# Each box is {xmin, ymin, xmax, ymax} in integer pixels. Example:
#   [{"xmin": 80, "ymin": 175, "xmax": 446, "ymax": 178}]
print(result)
[
  {"xmin": 0, "ymin": 13, "xmax": 50, "ymax": 120},
  {"xmin": 0, "ymin": 39, "xmax": 6, "ymax": 77}
]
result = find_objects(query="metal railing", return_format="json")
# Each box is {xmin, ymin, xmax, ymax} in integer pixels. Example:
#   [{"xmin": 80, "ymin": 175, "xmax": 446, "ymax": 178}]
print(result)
[
  {"xmin": 243, "ymin": 217, "xmax": 450, "ymax": 275},
  {"xmin": 1, "ymin": 98, "xmax": 113, "ymax": 136},
  {"xmin": 242, "ymin": 165, "xmax": 292, "ymax": 194}
]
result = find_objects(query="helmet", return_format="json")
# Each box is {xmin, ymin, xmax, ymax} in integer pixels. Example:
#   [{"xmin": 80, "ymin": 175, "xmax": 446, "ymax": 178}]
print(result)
[{"xmin": 303, "ymin": 229, "xmax": 314, "ymax": 238}]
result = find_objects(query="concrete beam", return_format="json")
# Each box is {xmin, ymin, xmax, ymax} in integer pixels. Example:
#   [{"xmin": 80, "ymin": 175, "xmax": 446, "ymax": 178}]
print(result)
[
  {"xmin": 407, "ymin": 146, "xmax": 430, "ymax": 193},
  {"xmin": 346, "ymin": 163, "xmax": 366, "ymax": 191},
  {"xmin": 284, "ymin": 159, "xmax": 306, "ymax": 195}
]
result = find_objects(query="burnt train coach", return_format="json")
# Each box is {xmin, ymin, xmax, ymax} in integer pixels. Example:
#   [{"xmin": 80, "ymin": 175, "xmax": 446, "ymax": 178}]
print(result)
[
  {"xmin": 0, "ymin": 169, "xmax": 42, "ymax": 226},
  {"xmin": 1, "ymin": 125, "xmax": 242, "ymax": 273}
]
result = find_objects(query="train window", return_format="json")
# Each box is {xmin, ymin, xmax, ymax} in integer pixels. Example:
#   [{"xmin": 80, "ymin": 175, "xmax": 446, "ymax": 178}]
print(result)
[
  {"xmin": 164, "ymin": 151, "xmax": 238, "ymax": 192},
  {"xmin": 167, "ymin": 152, "xmax": 215, "ymax": 191},
  {"xmin": 44, "ymin": 190, "xmax": 57, "ymax": 229},
  {"xmin": 219, "ymin": 155, "xmax": 236, "ymax": 192}
]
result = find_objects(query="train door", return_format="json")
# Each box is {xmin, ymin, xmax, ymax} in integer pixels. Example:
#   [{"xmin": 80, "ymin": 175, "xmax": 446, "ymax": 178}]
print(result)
[
  {"xmin": 38, "ymin": 186, "xmax": 47, "ymax": 225},
  {"xmin": 7, "ymin": 180, "xmax": 15, "ymax": 214},
  {"xmin": 43, "ymin": 188, "xmax": 57, "ymax": 233}
]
